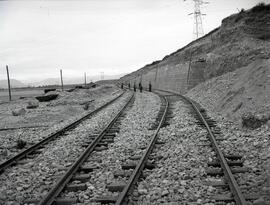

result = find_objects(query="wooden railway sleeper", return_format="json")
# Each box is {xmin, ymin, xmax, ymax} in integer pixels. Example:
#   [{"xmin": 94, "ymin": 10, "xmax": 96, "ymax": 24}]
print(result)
[
  {"xmin": 24, "ymin": 198, "xmax": 77, "ymax": 205},
  {"xmin": 94, "ymin": 196, "xmax": 118, "ymax": 204},
  {"xmin": 208, "ymin": 159, "xmax": 244, "ymax": 167},
  {"xmin": 213, "ymin": 193, "xmax": 261, "ymax": 202},
  {"xmin": 121, "ymin": 161, "xmax": 155, "ymax": 170},
  {"xmin": 79, "ymin": 165, "xmax": 99, "ymax": 172},
  {"xmin": 106, "ymin": 183, "xmax": 126, "ymax": 192},
  {"xmin": 206, "ymin": 167, "xmax": 249, "ymax": 176},
  {"xmin": 65, "ymin": 183, "xmax": 87, "ymax": 192}
]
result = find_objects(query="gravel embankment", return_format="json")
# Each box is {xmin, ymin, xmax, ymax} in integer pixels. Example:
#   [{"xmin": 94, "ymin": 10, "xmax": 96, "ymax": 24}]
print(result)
[
  {"xmin": 0, "ymin": 91, "xmax": 131, "ymax": 204},
  {"xmin": 60, "ymin": 92, "xmax": 161, "ymax": 204},
  {"xmin": 130, "ymin": 100, "xmax": 219, "ymax": 204},
  {"xmin": 189, "ymin": 94, "xmax": 270, "ymax": 203},
  {"xmin": 132, "ymin": 97, "xmax": 270, "ymax": 204},
  {"xmin": 213, "ymin": 121, "xmax": 270, "ymax": 204},
  {"xmin": 187, "ymin": 61, "xmax": 270, "ymax": 203},
  {"xmin": 0, "ymin": 86, "xmax": 123, "ymax": 163}
]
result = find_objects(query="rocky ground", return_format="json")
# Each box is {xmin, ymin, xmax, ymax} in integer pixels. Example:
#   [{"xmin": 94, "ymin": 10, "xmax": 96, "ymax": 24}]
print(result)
[
  {"xmin": 60, "ymin": 92, "xmax": 161, "ymax": 204},
  {"xmin": 210, "ymin": 118, "xmax": 270, "ymax": 204},
  {"xmin": 187, "ymin": 58, "xmax": 270, "ymax": 122},
  {"xmin": 0, "ymin": 85, "xmax": 122, "ymax": 163},
  {"xmin": 119, "ymin": 7, "xmax": 270, "ymax": 204},
  {"xmin": 187, "ymin": 58, "xmax": 270, "ymax": 204},
  {"xmin": 128, "ymin": 94, "xmax": 270, "ymax": 204},
  {"xmin": 0, "ymin": 77, "xmax": 268, "ymax": 205},
  {"xmin": 130, "ymin": 99, "xmax": 218, "ymax": 204},
  {"xmin": 0, "ymin": 91, "xmax": 131, "ymax": 204}
]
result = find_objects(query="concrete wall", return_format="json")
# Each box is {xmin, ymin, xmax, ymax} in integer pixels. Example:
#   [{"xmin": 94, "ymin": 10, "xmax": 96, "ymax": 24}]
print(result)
[{"xmin": 122, "ymin": 61, "xmax": 205, "ymax": 94}]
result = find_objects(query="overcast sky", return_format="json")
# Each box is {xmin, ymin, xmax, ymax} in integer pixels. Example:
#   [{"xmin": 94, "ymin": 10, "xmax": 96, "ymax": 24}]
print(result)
[{"xmin": 0, "ymin": 0, "xmax": 269, "ymax": 83}]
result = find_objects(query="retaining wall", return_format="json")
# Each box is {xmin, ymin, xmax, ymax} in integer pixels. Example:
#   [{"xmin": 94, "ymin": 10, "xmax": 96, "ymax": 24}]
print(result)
[{"xmin": 123, "ymin": 61, "xmax": 205, "ymax": 94}]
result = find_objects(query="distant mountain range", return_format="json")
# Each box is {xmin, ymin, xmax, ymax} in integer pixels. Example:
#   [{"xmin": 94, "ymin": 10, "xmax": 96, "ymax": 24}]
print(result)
[
  {"xmin": 30, "ymin": 73, "xmax": 126, "ymax": 86},
  {"xmin": 0, "ymin": 73, "xmax": 126, "ymax": 88},
  {"xmin": 0, "ymin": 79, "xmax": 26, "ymax": 89}
]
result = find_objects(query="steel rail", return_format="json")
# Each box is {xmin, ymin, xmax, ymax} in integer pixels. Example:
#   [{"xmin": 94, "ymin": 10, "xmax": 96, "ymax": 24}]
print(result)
[
  {"xmin": 155, "ymin": 89, "xmax": 247, "ymax": 205},
  {"xmin": 115, "ymin": 95, "xmax": 169, "ymax": 205},
  {"xmin": 0, "ymin": 92, "xmax": 125, "ymax": 174},
  {"xmin": 38, "ymin": 92, "xmax": 134, "ymax": 205}
]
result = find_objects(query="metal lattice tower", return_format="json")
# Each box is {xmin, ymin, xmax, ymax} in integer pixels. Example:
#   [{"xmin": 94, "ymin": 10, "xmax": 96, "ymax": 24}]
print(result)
[{"xmin": 185, "ymin": 0, "xmax": 208, "ymax": 39}]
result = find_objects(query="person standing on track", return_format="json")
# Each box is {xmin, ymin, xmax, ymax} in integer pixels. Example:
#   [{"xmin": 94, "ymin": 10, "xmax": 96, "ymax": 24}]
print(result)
[
  {"xmin": 121, "ymin": 83, "xmax": 124, "ymax": 89},
  {"xmin": 149, "ymin": 81, "xmax": 152, "ymax": 92},
  {"xmin": 133, "ymin": 83, "xmax": 136, "ymax": 92},
  {"xmin": 139, "ymin": 83, "xmax": 142, "ymax": 93},
  {"xmin": 128, "ymin": 83, "xmax": 130, "ymax": 90}
]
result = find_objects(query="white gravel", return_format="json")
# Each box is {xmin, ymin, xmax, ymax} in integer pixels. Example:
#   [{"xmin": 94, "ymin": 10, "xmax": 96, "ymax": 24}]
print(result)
[
  {"xmin": 188, "ymin": 81, "xmax": 270, "ymax": 203},
  {"xmin": 60, "ymin": 92, "xmax": 161, "ymax": 204},
  {"xmin": 0, "ymin": 86, "xmax": 123, "ymax": 163},
  {"xmin": 0, "ymin": 91, "xmax": 131, "ymax": 204},
  {"xmin": 130, "ymin": 99, "xmax": 219, "ymax": 204},
  {"xmin": 2, "ymin": 88, "xmax": 267, "ymax": 204},
  {"xmin": 132, "ymin": 96, "xmax": 270, "ymax": 204},
  {"xmin": 188, "ymin": 95, "xmax": 270, "ymax": 203},
  {"xmin": 213, "ymin": 120, "xmax": 270, "ymax": 203}
]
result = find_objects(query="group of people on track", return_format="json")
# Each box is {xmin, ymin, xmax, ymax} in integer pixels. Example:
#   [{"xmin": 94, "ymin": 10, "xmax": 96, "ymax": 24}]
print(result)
[{"xmin": 121, "ymin": 82, "xmax": 152, "ymax": 92}]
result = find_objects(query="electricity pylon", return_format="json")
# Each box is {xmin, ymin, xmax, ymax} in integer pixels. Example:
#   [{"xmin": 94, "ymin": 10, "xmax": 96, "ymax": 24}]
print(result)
[{"xmin": 184, "ymin": 0, "xmax": 208, "ymax": 39}]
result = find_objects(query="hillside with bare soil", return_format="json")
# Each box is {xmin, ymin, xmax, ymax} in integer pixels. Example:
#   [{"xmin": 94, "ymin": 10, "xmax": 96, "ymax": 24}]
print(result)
[
  {"xmin": 120, "ymin": 3, "xmax": 270, "ymax": 94},
  {"xmin": 187, "ymin": 58, "xmax": 270, "ymax": 122}
]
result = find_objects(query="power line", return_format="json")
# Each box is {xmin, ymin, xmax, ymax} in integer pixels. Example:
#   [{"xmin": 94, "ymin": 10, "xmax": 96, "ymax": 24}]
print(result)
[{"xmin": 184, "ymin": 0, "xmax": 209, "ymax": 39}]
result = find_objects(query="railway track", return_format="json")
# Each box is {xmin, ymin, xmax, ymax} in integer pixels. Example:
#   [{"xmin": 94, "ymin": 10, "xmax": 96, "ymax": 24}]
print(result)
[
  {"xmin": 23, "ymin": 92, "xmax": 169, "ymax": 205},
  {"xmin": 0, "ymin": 91, "xmax": 125, "ymax": 174},
  {"xmin": 155, "ymin": 89, "xmax": 250, "ymax": 205},
  {"xmin": 2, "ymin": 87, "xmax": 259, "ymax": 204},
  {"xmin": 112, "ymin": 95, "xmax": 170, "ymax": 205},
  {"xmin": 109, "ymin": 87, "xmax": 257, "ymax": 204},
  {"xmin": 24, "ymin": 92, "xmax": 135, "ymax": 205},
  {"xmin": 84, "ymin": 93, "xmax": 172, "ymax": 205}
]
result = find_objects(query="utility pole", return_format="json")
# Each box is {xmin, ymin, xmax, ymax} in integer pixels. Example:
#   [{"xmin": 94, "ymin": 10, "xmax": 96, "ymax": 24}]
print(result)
[
  {"xmin": 186, "ymin": 52, "xmax": 193, "ymax": 91},
  {"xmin": 6, "ymin": 65, "xmax": 11, "ymax": 101},
  {"xmin": 60, "ymin": 69, "xmax": 64, "ymax": 91},
  {"xmin": 184, "ymin": 0, "xmax": 208, "ymax": 39},
  {"xmin": 84, "ymin": 72, "xmax": 87, "ymax": 86},
  {"xmin": 154, "ymin": 65, "xmax": 159, "ymax": 89},
  {"xmin": 154, "ymin": 66, "xmax": 158, "ymax": 82}
]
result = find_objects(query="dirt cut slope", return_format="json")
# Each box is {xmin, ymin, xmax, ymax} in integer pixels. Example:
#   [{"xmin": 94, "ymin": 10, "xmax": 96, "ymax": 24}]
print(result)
[{"xmin": 187, "ymin": 58, "xmax": 270, "ymax": 122}]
